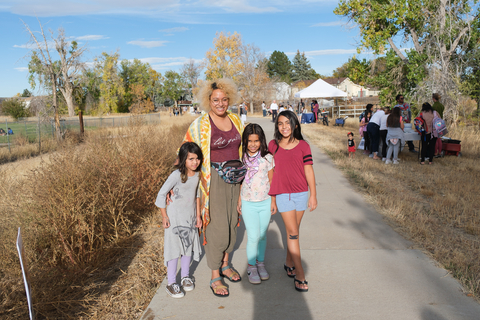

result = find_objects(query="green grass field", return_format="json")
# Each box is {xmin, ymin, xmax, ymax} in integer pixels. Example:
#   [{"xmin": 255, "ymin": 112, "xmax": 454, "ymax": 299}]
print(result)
[{"xmin": 0, "ymin": 114, "xmax": 162, "ymax": 146}]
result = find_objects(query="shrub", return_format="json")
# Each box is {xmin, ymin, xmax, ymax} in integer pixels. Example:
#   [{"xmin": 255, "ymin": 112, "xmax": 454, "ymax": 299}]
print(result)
[
  {"xmin": 0, "ymin": 122, "xmax": 189, "ymax": 318},
  {"xmin": 1, "ymin": 98, "xmax": 30, "ymax": 120}
]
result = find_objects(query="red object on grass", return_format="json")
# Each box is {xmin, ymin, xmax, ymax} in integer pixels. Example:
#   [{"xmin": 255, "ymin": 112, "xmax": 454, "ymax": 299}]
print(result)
[{"xmin": 442, "ymin": 141, "xmax": 461, "ymax": 156}]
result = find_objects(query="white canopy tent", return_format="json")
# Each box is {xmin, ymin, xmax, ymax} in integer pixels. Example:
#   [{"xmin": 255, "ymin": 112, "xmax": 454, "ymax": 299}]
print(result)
[
  {"xmin": 294, "ymin": 78, "xmax": 348, "ymax": 99},
  {"xmin": 294, "ymin": 79, "xmax": 348, "ymax": 117}
]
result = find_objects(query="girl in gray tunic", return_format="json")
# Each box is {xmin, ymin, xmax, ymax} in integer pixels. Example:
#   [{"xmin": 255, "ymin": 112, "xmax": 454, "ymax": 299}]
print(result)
[
  {"xmin": 385, "ymin": 107, "xmax": 405, "ymax": 165},
  {"xmin": 155, "ymin": 142, "xmax": 203, "ymax": 298}
]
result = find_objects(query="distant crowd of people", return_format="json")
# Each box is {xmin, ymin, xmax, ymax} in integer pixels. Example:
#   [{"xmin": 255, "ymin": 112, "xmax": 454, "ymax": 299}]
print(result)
[
  {"xmin": 354, "ymin": 93, "xmax": 445, "ymax": 165},
  {"xmin": 263, "ymin": 99, "xmax": 319, "ymax": 123}
]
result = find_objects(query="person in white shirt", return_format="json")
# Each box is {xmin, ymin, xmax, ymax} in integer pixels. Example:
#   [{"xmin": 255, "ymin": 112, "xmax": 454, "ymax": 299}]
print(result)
[
  {"xmin": 270, "ymin": 100, "xmax": 279, "ymax": 122},
  {"xmin": 262, "ymin": 101, "xmax": 266, "ymax": 117}
]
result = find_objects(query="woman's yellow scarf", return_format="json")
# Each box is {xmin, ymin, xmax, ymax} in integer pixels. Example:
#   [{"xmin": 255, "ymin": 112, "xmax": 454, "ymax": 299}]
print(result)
[{"xmin": 182, "ymin": 112, "xmax": 243, "ymax": 245}]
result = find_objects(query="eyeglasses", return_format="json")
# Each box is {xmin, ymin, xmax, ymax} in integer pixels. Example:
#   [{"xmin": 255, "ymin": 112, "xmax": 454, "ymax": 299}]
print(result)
[{"xmin": 211, "ymin": 98, "xmax": 229, "ymax": 105}]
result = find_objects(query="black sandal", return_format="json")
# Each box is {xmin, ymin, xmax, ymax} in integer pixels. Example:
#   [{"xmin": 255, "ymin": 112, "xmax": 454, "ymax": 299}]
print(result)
[
  {"xmin": 294, "ymin": 277, "xmax": 308, "ymax": 292},
  {"xmin": 284, "ymin": 264, "xmax": 295, "ymax": 278}
]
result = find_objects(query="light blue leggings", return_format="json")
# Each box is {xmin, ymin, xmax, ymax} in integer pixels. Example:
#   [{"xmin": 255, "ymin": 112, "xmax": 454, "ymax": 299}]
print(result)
[{"xmin": 241, "ymin": 198, "xmax": 271, "ymax": 266}]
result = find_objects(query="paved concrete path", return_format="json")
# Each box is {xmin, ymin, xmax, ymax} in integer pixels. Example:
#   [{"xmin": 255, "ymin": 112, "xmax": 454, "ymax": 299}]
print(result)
[{"xmin": 142, "ymin": 116, "xmax": 480, "ymax": 320}]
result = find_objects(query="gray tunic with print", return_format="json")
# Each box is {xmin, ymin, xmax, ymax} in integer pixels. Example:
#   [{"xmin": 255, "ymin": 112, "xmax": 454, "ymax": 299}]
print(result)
[{"xmin": 155, "ymin": 170, "xmax": 202, "ymax": 266}]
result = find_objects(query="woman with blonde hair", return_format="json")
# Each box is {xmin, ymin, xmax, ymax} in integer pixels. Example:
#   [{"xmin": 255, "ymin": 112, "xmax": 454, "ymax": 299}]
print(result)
[{"xmin": 180, "ymin": 78, "xmax": 244, "ymax": 297}]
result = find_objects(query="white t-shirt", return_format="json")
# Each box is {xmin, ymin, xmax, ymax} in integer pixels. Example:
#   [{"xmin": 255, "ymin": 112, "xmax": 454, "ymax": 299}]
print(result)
[
  {"xmin": 370, "ymin": 110, "xmax": 385, "ymax": 126},
  {"xmin": 270, "ymin": 103, "xmax": 278, "ymax": 110},
  {"xmin": 380, "ymin": 114, "xmax": 389, "ymax": 130},
  {"xmin": 262, "ymin": 103, "xmax": 266, "ymax": 110}
]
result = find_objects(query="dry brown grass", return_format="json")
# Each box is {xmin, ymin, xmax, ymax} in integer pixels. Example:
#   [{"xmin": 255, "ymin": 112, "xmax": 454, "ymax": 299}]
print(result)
[
  {"xmin": 302, "ymin": 118, "xmax": 480, "ymax": 299},
  {"xmin": 0, "ymin": 116, "xmax": 193, "ymax": 319},
  {"xmin": 0, "ymin": 112, "xmax": 194, "ymax": 165},
  {"xmin": 0, "ymin": 136, "xmax": 58, "ymax": 165}
]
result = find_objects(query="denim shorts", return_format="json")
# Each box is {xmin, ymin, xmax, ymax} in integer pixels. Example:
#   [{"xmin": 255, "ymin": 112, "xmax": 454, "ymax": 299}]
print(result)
[{"xmin": 275, "ymin": 192, "xmax": 309, "ymax": 212}]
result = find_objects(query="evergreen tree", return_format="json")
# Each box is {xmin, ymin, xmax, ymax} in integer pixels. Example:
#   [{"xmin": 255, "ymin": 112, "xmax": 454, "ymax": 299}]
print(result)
[
  {"xmin": 267, "ymin": 50, "xmax": 292, "ymax": 83},
  {"xmin": 291, "ymin": 50, "xmax": 317, "ymax": 82},
  {"xmin": 21, "ymin": 89, "xmax": 32, "ymax": 97}
]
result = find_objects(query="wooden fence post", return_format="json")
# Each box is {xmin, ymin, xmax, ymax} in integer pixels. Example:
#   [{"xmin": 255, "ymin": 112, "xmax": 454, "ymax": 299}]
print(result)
[{"xmin": 79, "ymin": 110, "xmax": 84, "ymax": 135}]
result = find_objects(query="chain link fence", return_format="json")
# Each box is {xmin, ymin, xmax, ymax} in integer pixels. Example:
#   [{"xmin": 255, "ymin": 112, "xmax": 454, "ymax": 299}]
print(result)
[{"xmin": 0, "ymin": 113, "xmax": 162, "ymax": 153}]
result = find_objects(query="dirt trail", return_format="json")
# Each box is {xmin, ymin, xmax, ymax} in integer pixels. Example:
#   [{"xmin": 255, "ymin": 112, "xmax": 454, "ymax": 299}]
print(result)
[{"xmin": 0, "ymin": 153, "xmax": 53, "ymax": 181}]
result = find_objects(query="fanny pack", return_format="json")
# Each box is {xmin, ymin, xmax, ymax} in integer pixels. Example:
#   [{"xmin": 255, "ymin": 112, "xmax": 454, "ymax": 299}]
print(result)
[{"xmin": 211, "ymin": 160, "xmax": 247, "ymax": 184}]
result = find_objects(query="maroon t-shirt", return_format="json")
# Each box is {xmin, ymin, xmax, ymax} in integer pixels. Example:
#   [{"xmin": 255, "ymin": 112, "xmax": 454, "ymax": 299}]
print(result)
[
  {"xmin": 268, "ymin": 139, "xmax": 313, "ymax": 196},
  {"xmin": 210, "ymin": 116, "xmax": 241, "ymax": 163}
]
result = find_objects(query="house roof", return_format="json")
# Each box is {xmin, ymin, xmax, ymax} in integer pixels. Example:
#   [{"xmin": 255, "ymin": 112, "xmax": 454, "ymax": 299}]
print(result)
[
  {"xmin": 291, "ymin": 79, "xmax": 317, "ymax": 88},
  {"xmin": 323, "ymin": 77, "xmax": 348, "ymax": 85}
]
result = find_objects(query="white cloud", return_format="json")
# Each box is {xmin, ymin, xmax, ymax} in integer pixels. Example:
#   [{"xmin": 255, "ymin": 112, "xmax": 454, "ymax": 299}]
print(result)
[
  {"xmin": 139, "ymin": 57, "xmax": 187, "ymax": 64},
  {"xmin": 305, "ymin": 49, "xmax": 359, "ymax": 56},
  {"xmin": 75, "ymin": 35, "xmax": 109, "ymax": 41},
  {"xmin": 1, "ymin": 0, "xmax": 284, "ymax": 18},
  {"xmin": 15, "ymin": 67, "xmax": 29, "ymax": 72},
  {"xmin": 285, "ymin": 49, "xmax": 360, "ymax": 56},
  {"xmin": 201, "ymin": 0, "xmax": 280, "ymax": 13},
  {"xmin": 133, "ymin": 57, "xmax": 202, "ymax": 69},
  {"xmin": 311, "ymin": 21, "xmax": 343, "ymax": 27},
  {"xmin": 2, "ymin": 0, "xmax": 179, "ymax": 17},
  {"xmin": 152, "ymin": 62, "xmax": 186, "ymax": 68},
  {"xmin": 159, "ymin": 27, "xmax": 189, "ymax": 33},
  {"xmin": 127, "ymin": 40, "xmax": 168, "ymax": 48},
  {"xmin": 13, "ymin": 40, "xmax": 56, "ymax": 50}
]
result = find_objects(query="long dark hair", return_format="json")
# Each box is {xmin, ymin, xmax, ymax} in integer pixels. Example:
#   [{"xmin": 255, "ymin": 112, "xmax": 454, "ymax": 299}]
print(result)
[
  {"xmin": 421, "ymin": 102, "xmax": 434, "ymax": 113},
  {"xmin": 274, "ymin": 110, "xmax": 304, "ymax": 147},
  {"xmin": 364, "ymin": 110, "xmax": 372, "ymax": 123},
  {"xmin": 242, "ymin": 123, "xmax": 269, "ymax": 160},
  {"xmin": 176, "ymin": 142, "xmax": 203, "ymax": 183},
  {"xmin": 387, "ymin": 107, "xmax": 401, "ymax": 128}
]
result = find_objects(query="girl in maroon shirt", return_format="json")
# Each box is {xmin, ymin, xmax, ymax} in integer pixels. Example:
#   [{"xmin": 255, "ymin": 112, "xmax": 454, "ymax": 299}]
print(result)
[{"xmin": 268, "ymin": 110, "xmax": 317, "ymax": 292}]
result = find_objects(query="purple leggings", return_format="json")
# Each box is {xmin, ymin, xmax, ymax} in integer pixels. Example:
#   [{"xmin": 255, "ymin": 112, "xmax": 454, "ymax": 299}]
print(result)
[{"xmin": 167, "ymin": 255, "xmax": 191, "ymax": 285}]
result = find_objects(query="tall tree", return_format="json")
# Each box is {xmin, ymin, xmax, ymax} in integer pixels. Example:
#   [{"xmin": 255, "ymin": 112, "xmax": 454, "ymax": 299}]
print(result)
[
  {"xmin": 94, "ymin": 52, "xmax": 124, "ymax": 114},
  {"xmin": 146, "ymin": 68, "xmax": 163, "ymax": 110},
  {"xmin": 267, "ymin": 50, "xmax": 292, "ymax": 83},
  {"xmin": 332, "ymin": 57, "xmax": 371, "ymax": 85},
  {"xmin": 128, "ymin": 84, "xmax": 155, "ymax": 114},
  {"xmin": 335, "ymin": 0, "xmax": 479, "ymax": 122},
  {"xmin": 23, "ymin": 19, "xmax": 62, "ymax": 137},
  {"xmin": 205, "ymin": 32, "xmax": 243, "ymax": 80},
  {"xmin": 162, "ymin": 70, "xmax": 184, "ymax": 110},
  {"xmin": 290, "ymin": 50, "xmax": 317, "ymax": 82},
  {"xmin": 181, "ymin": 58, "xmax": 203, "ymax": 100},
  {"xmin": 237, "ymin": 43, "xmax": 270, "ymax": 114},
  {"xmin": 25, "ymin": 20, "xmax": 87, "ymax": 118},
  {"xmin": 21, "ymin": 89, "xmax": 32, "ymax": 97},
  {"xmin": 461, "ymin": 18, "xmax": 480, "ymax": 115},
  {"xmin": 120, "ymin": 59, "xmax": 151, "ymax": 111},
  {"xmin": 55, "ymin": 29, "xmax": 87, "ymax": 116}
]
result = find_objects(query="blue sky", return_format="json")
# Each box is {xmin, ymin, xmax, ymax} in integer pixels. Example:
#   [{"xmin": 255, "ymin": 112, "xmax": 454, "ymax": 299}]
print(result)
[{"xmin": 0, "ymin": 0, "xmax": 372, "ymax": 97}]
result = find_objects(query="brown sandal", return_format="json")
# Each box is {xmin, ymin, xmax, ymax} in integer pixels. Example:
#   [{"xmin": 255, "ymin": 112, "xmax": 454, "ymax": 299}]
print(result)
[{"xmin": 210, "ymin": 277, "xmax": 229, "ymax": 297}]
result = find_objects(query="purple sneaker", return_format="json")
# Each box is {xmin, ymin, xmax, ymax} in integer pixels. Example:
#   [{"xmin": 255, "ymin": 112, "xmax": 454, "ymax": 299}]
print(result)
[
  {"xmin": 247, "ymin": 265, "xmax": 261, "ymax": 284},
  {"xmin": 256, "ymin": 261, "xmax": 269, "ymax": 280}
]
